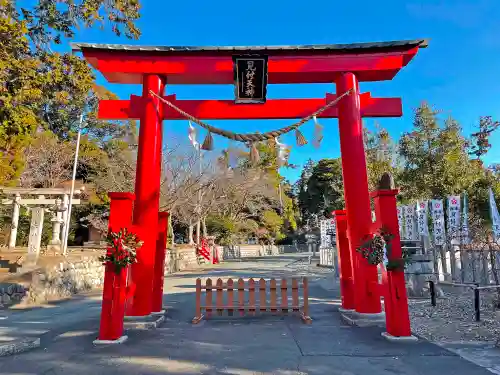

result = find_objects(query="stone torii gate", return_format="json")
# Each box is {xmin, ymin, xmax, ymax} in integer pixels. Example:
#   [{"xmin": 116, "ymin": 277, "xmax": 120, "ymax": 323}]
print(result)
[
  {"xmin": 72, "ymin": 39, "xmax": 428, "ymax": 341},
  {"xmin": 1, "ymin": 188, "xmax": 83, "ymax": 256}
]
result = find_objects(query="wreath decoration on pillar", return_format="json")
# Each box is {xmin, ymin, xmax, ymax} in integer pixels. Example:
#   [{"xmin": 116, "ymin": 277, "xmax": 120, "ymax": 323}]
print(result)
[
  {"xmin": 356, "ymin": 227, "xmax": 411, "ymax": 271},
  {"xmin": 99, "ymin": 228, "xmax": 143, "ymax": 274}
]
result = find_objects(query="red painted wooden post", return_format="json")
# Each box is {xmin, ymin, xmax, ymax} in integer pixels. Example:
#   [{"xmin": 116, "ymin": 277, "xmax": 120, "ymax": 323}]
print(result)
[
  {"xmin": 336, "ymin": 73, "xmax": 382, "ymax": 315},
  {"xmin": 280, "ymin": 279, "xmax": 288, "ymax": 314},
  {"xmin": 259, "ymin": 278, "xmax": 267, "ymax": 312},
  {"xmin": 227, "ymin": 278, "xmax": 234, "ymax": 316},
  {"xmin": 129, "ymin": 74, "xmax": 165, "ymax": 317},
  {"xmin": 334, "ymin": 210, "xmax": 355, "ymax": 311},
  {"xmin": 270, "ymin": 279, "xmax": 277, "ymax": 314},
  {"xmin": 216, "ymin": 278, "xmax": 224, "ymax": 316},
  {"xmin": 237, "ymin": 278, "xmax": 245, "ymax": 316},
  {"xmin": 97, "ymin": 192, "xmax": 135, "ymax": 342},
  {"xmin": 291, "ymin": 278, "xmax": 299, "ymax": 312},
  {"xmin": 248, "ymin": 278, "xmax": 256, "ymax": 315},
  {"xmin": 152, "ymin": 211, "xmax": 169, "ymax": 313},
  {"xmin": 192, "ymin": 278, "xmax": 203, "ymax": 324},
  {"xmin": 205, "ymin": 278, "xmax": 213, "ymax": 318},
  {"xmin": 372, "ymin": 189, "xmax": 412, "ymax": 337}
]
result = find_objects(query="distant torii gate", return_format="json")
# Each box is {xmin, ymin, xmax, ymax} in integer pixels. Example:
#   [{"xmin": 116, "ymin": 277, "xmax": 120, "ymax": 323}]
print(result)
[{"xmin": 73, "ymin": 39, "xmax": 428, "ymax": 339}]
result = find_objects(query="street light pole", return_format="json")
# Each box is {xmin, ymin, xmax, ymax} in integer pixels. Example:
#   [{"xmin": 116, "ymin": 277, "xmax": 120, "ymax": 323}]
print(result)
[{"xmin": 62, "ymin": 113, "xmax": 84, "ymax": 255}]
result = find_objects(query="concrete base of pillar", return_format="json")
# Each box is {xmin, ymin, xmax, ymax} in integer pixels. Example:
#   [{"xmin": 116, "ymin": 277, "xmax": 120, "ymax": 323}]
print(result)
[
  {"xmin": 124, "ymin": 315, "xmax": 165, "ymax": 330},
  {"xmin": 124, "ymin": 314, "xmax": 154, "ymax": 321},
  {"xmin": 381, "ymin": 332, "xmax": 418, "ymax": 343},
  {"xmin": 93, "ymin": 335, "xmax": 128, "ymax": 345},
  {"xmin": 341, "ymin": 310, "xmax": 386, "ymax": 327},
  {"xmin": 338, "ymin": 307, "xmax": 355, "ymax": 314},
  {"xmin": 151, "ymin": 309, "xmax": 166, "ymax": 316}
]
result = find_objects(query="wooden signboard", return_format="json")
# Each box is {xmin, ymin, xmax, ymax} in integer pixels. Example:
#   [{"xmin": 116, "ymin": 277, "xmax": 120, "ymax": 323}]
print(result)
[{"xmin": 233, "ymin": 55, "xmax": 268, "ymax": 103}]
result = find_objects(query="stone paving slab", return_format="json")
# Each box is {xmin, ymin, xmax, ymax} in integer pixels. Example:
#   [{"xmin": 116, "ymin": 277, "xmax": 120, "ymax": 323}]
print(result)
[
  {"xmin": 298, "ymin": 355, "xmax": 493, "ymax": 375},
  {"xmin": 288, "ymin": 318, "xmax": 453, "ymax": 357},
  {"xmin": 437, "ymin": 342, "xmax": 500, "ymax": 375},
  {"xmin": 0, "ymin": 255, "xmax": 495, "ymax": 374},
  {"xmin": 0, "ymin": 317, "xmax": 491, "ymax": 375}
]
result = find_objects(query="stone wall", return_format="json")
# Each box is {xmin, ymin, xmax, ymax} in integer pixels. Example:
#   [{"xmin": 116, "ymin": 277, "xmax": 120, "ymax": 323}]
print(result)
[
  {"xmin": 0, "ymin": 256, "xmax": 104, "ymax": 307},
  {"xmin": 223, "ymin": 245, "xmax": 280, "ymax": 259},
  {"xmin": 165, "ymin": 246, "xmax": 224, "ymax": 274},
  {"xmin": 24, "ymin": 257, "xmax": 105, "ymax": 304},
  {"xmin": 222, "ymin": 244, "xmax": 304, "ymax": 258},
  {"xmin": 165, "ymin": 247, "xmax": 200, "ymax": 274},
  {"xmin": 0, "ymin": 243, "xmax": 297, "ymax": 307}
]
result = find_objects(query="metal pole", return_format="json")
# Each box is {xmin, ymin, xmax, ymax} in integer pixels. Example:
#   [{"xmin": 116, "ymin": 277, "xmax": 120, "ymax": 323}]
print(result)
[
  {"xmin": 278, "ymin": 182, "xmax": 284, "ymax": 215},
  {"xmin": 428, "ymin": 280, "xmax": 436, "ymax": 307},
  {"xmin": 62, "ymin": 113, "xmax": 83, "ymax": 255},
  {"xmin": 196, "ymin": 146, "xmax": 202, "ymax": 245},
  {"xmin": 474, "ymin": 286, "xmax": 480, "ymax": 322}
]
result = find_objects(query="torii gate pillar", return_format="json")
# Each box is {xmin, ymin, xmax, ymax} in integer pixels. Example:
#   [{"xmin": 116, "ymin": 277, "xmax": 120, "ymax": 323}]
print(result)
[
  {"xmin": 128, "ymin": 74, "xmax": 165, "ymax": 316},
  {"xmin": 336, "ymin": 72, "xmax": 382, "ymax": 314}
]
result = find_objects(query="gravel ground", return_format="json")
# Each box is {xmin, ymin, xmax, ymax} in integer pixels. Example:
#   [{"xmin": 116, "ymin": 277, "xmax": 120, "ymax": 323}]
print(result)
[
  {"xmin": 409, "ymin": 287, "xmax": 500, "ymax": 343},
  {"xmin": 292, "ymin": 258, "xmax": 500, "ymax": 345}
]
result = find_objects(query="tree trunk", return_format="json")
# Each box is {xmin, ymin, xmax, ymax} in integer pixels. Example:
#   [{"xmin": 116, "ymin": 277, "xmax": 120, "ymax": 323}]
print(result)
[
  {"xmin": 168, "ymin": 214, "xmax": 175, "ymax": 247},
  {"xmin": 202, "ymin": 217, "xmax": 207, "ymax": 237},
  {"xmin": 188, "ymin": 219, "xmax": 195, "ymax": 245},
  {"xmin": 196, "ymin": 220, "xmax": 201, "ymax": 245}
]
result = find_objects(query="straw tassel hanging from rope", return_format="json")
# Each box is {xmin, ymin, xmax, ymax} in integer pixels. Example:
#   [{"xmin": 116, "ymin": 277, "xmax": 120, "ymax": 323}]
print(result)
[
  {"xmin": 201, "ymin": 132, "xmax": 214, "ymax": 150},
  {"xmin": 295, "ymin": 129, "xmax": 308, "ymax": 146}
]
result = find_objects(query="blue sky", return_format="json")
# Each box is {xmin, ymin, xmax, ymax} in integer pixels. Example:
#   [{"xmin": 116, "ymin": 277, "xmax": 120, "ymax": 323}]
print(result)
[{"xmin": 68, "ymin": 0, "xmax": 500, "ymax": 182}]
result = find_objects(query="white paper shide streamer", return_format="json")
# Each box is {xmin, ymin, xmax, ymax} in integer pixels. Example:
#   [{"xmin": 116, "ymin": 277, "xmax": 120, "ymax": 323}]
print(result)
[
  {"xmin": 188, "ymin": 121, "xmax": 200, "ymax": 150},
  {"xmin": 447, "ymin": 195, "xmax": 461, "ymax": 241},
  {"xmin": 489, "ymin": 188, "xmax": 500, "ymax": 241},
  {"xmin": 431, "ymin": 200, "xmax": 446, "ymax": 245},
  {"xmin": 275, "ymin": 137, "xmax": 289, "ymax": 167},
  {"xmin": 312, "ymin": 115, "xmax": 324, "ymax": 148},
  {"xmin": 416, "ymin": 201, "xmax": 429, "ymax": 237}
]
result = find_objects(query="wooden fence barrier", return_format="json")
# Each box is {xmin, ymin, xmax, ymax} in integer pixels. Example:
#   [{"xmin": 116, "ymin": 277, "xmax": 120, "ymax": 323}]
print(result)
[{"xmin": 192, "ymin": 277, "xmax": 312, "ymax": 324}]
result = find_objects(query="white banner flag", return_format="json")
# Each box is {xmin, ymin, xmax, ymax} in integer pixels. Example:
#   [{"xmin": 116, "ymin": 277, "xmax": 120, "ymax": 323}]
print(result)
[
  {"xmin": 461, "ymin": 192, "xmax": 470, "ymax": 244},
  {"xmin": 431, "ymin": 200, "xmax": 446, "ymax": 245},
  {"xmin": 416, "ymin": 201, "xmax": 429, "ymax": 236},
  {"xmin": 397, "ymin": 206, "xmax": 404, "ymax": 236},
  {"xmin": 320, "ymin": 217, "xmax": 336, "ymax": 248},
  {"xmin": 404, "ymin": 205, "xmax": 417, "ymax": 240},
  {"xmin": 489, "ymin": 188, "xmax": 500, "ymax": 241},
  {"xmin": 447, "ymin": 195, "xmax": 461, "ymax": 240}
]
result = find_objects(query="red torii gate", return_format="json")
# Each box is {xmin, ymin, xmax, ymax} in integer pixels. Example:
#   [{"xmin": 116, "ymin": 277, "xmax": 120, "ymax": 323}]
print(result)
[{"xmin": 72, "ymin": 39, "xmax": 428, "ymax": 341}]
